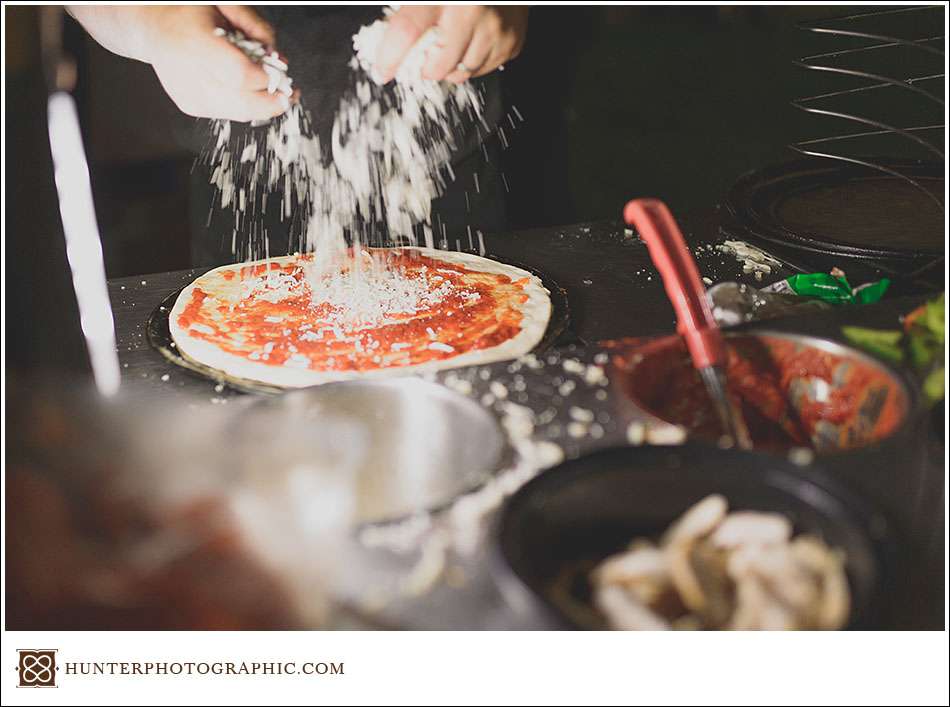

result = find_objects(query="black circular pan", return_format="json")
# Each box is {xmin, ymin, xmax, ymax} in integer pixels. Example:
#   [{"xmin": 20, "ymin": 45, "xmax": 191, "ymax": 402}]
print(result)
[
  {"xmin": 495, "ymin": 444, "xmax": 895, "ymax": 630},
  {"xmin": 146, "ymin": 254, "xmax": 571, "ymax": 395},
  {"xmin": 725, "ymin": 158, "xmax": 944, "ymax": 260}
]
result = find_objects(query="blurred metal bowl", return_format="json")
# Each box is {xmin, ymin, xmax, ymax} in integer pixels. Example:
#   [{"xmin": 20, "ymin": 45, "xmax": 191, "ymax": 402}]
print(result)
[{"xmin": 229, "ymin": 378, "xmax": 509, "ymax": 524}]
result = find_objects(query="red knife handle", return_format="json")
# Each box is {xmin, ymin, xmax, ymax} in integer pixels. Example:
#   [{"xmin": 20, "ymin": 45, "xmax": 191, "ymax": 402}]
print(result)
[{"xmin": 623, "ymin": 198, "xmax": 726, "ymax": 369}]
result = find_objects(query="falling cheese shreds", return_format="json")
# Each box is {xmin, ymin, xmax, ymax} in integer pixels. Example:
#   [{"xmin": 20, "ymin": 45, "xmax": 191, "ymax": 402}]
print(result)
[{"xmin": 203, "ymin": 16, "xmax": 485, "ymax": 269}]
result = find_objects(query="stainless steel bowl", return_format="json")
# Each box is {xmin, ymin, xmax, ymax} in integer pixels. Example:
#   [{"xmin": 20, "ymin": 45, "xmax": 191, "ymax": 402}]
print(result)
[
  {"xmin": 608, "ymin": 330, "xmax": 913, "ymax": 453},
  {"xmin": 230, "ymin": 378, "xmax": 508, "ymax": 524}
]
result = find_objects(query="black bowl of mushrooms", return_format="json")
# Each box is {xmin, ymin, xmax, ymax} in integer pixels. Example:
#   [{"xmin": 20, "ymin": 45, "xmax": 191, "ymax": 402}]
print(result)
[{"xmin": 494, "ymin": 444, "xmax": 894, "ymax": 630}]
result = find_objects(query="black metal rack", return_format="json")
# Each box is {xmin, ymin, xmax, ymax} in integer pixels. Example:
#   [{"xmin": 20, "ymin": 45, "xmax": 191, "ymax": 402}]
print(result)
[{"xmin": 790, "ymin": 5, "xmax": 945, "ymax": 209}]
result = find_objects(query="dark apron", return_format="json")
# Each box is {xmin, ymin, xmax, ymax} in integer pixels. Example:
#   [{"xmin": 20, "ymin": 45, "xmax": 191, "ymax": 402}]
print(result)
[{"xmin": 182, "ymin": 6, "xmax": 506, "ymax": 266}]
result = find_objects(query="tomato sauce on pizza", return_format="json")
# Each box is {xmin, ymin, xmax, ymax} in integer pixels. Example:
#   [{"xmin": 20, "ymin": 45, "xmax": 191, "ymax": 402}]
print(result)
[{"xmin": 173, "ymin": 249, "xmax": 543, "ymax": 377}]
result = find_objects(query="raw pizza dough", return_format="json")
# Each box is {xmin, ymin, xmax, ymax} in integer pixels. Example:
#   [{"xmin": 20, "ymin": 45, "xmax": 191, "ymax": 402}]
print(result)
[{"xmin": 169, "ymin": 247, "xmax": 552, "ymax": 388}]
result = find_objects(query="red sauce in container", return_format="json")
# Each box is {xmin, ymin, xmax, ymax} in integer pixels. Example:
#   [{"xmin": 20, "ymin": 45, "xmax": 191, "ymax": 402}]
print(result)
[{"xmin": 607, "ymin": 334, "xmax": 907, "ymax": 452}]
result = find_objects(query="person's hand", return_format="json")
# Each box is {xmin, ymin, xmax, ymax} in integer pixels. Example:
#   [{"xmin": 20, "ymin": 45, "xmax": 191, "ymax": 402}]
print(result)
[
  {"xmin": 376, "ymin": 5, "xmax": 529, "ymax": 84},
  {"xmin": 68, "ymin": 4, "xmax": 297, "ymax": 122},
  {"xmin": 140, "ymin": 5, "xmax": 296, "ymax": 122}
]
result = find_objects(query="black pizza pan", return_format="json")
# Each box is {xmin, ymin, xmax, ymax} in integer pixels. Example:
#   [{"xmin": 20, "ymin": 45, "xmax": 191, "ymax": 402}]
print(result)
[
  {"xmin": 493, "ymin": 444, "xmax": 896, "ymax": 630},
  {"xmin": 725, "ymin": 157, "xmax": 944, "ymax": 261},
  {"xmin": 146, "ymin": 255, "xmax": 572, "ymax": 395}
]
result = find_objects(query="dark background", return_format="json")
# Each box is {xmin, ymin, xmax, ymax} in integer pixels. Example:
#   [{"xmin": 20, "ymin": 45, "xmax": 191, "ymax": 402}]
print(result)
[{"xmin": 4, "ymin": 4, "xmax": 943, "ymax": 373}]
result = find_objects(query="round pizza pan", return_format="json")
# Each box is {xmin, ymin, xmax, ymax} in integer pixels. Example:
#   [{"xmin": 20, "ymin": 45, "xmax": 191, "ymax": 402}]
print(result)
[
  {"xmin": 725, "ymin": 157, "xmax": 944, "ymax": 261},
  {"xmin": 146, "ymin": 255, "xmax": 571, "ymax": 395}
]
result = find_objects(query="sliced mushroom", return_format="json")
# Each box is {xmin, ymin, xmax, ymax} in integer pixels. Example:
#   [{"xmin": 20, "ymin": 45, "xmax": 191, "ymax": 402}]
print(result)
[
  {"xmin": 627, "ymin": 537, "xmax": 656, "ymax": 552},
  {"xmin": 594, "ymin": 544, "xmax": 667, "ymax": 586},
  {"xmin": 688, "ymin": 540, "xmax": 735, "ymax": 628},
  {"xmin": 594, "ymin": 544, "xmax": 671, "ymax": 606},
  {"xmin": 590, "ymin": 497, "xmax": 851, "ymax": 631},
  {"xmin": 816, "ymin": 556, "xmax": 850, "ymax": 630},
  {"xmin": 668, "ymin": 538, "xmax": 707, "ymax": 613},
  {"xmin": 671, "ymin": 614, "xmax": 703, "ymax": 631},
  {"xmin": 756, "ymin": 597, "xmax": 800, "ymax": 631},
  {"xmin": 760, "ymin": 550, "xmax": 822, "ymax": 620},
  {"xmin": 594, "ymin": 584, "xmax": 671, "ymax": 631},
  {"xmin": 662, "ymin": 494, "xmax": 728, "ymax": 547},
  {"xmin": 791, "ymin": 535, "xmax": 850, "ymax": 629},
  {"xmin": 727, "ymin": 575, "xmax": 766, "ymax": 629},
  {"xmin": 729, "ymin": 574, "xmax": 798, "ymax": 630},
  {"xmin": 710, "ymin": 511, "xmax": 792, "ymax": 549}
]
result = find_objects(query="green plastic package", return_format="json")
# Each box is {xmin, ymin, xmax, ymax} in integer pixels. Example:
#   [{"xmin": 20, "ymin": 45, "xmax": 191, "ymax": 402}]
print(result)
[{"xmin": 764, "ymin": 273, "xmax": 890, "ymax": 306}]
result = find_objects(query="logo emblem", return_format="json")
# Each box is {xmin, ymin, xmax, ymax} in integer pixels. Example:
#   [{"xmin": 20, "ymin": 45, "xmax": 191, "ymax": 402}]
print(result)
[{"xmin": 16, "ymin": 650, "xmax": 57, "ymax": 688}]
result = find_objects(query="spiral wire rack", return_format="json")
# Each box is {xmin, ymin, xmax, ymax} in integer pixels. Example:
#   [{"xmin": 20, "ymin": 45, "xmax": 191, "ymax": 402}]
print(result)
[{"xmin": 791, "ymin": 5, "xmax": 945, "ymax": 211}]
